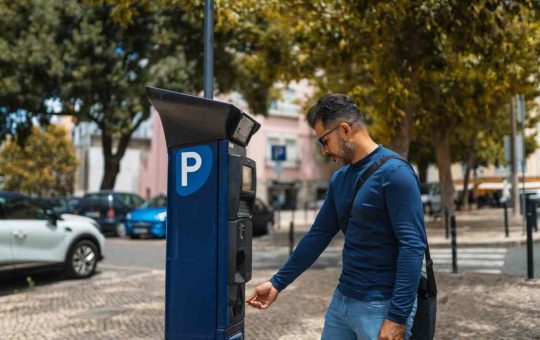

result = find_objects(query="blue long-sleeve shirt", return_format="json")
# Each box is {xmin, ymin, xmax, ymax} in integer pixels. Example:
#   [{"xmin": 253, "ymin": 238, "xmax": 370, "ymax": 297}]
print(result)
[{"xmin": 270, "ymin": 146, "xmax": 427, "ymax": 324}]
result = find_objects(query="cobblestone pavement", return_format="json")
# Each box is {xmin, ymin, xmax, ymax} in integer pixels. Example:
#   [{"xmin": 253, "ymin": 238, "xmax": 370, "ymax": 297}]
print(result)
[
  {"xmin": 0, "ymin": 268, "xmax": 165, "ymax": 340},
  {"xmin": 1, "ymin": 208, "xmax": 538, "ymax": 339},
  {"xmin": 1, "ymin": 265, "xmax": 539, "ymax": 339}
]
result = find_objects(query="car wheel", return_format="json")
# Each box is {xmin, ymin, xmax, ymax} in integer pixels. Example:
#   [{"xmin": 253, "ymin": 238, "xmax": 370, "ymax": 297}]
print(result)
[
  {"xmin": 66, "ymin": 240, "xmax": 98, "ymax": 279},
  {"xmin": 115, "ymin": 223, "xmax": 127, "ymax": 238}
]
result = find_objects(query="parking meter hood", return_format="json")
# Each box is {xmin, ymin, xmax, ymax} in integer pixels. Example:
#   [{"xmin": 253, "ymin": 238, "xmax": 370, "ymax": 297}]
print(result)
[{"xmin": 146, "ymin": 86, "xmax": 260, "ymax": 147}]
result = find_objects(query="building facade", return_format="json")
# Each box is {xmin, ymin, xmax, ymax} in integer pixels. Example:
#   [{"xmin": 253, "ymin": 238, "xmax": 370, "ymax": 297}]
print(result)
[
  {"xmin": 138, "ymin": 81, "xmax": 338, "ymax": 208},
  {"xmin": 72, "ymin": 120, "xmax": 152, "ymax": 196}
]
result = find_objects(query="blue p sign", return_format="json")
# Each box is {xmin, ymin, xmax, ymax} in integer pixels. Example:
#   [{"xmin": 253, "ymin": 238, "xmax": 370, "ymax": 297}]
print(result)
[{"xmin": 176, "ymin": 145, "xmax": 213, "ymax": 196}]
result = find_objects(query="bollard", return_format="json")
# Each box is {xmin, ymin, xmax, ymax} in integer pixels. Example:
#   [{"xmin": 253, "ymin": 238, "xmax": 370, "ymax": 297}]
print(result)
[
  {"xmin": 289, "ymin": 220, "xmax": 295, "ymax": 255},
  {"xmin": 503, "ymin": 202, "xmax": 509, "ymax": 238},
  {"xmin": 533, "ymin": 200, "xmax": 538, "ymax": 232},
  {"xmin": 525, "ymin": 197, "xmax": 535, "ymax": 280},
  {"xmin": 276, "ymin": 205, "xmax": 281, "ymax": 230},
  {"xmin": 445, "ymin": 207, "xmax": 449, "ymax": 240},
  {"xmin": 451, "ymin": 215, "xmax": 458, "ymax": 274}
]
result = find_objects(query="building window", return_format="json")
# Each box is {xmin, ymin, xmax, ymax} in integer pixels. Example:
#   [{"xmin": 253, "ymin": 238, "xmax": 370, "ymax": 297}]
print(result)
[
  {"xmin": 268, "ymin": 87, "xmax": 300, "ymax": 118},
  {"xmin": 266, "ymin": 135, "xmax": 299, "ymax": 167}
]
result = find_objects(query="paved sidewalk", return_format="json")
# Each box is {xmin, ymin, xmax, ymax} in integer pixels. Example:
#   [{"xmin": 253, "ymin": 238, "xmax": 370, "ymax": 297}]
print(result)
[
  {"xmin": 269, "ymin": 208, "xmax": 540, "ymax": 249},
  {"xmin": 1, "ymin": 207, "xmax": 538, "ymax": 339},
  {"xmin": 0, "ymin": 266, "xmax": 538, "ymax": 339}
]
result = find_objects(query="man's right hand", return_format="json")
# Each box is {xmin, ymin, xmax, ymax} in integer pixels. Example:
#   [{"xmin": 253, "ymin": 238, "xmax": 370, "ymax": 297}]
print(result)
[{"xmin": 246, "ymin": 281, "xmax": 279, "ymax": 310}]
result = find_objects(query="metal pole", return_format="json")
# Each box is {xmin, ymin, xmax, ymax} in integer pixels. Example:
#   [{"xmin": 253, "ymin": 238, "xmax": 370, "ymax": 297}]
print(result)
[
  {"xmin": 276, "ymin": 200, "xmax": 281, "ymax": 230},
  {"xmin": 503, "ymin": 202, "xmax": 509, "ymax": 238},
  {"xmin": 511, "ymin": 98, "xmax": 519, "ymax": 216},
  {"xmin": 525, "ymin": 197, "xmax": 535, "ymax": 280},
  {"xmin": 289, "ymin": 220, "xmax": 295, "ymax": 255},
  {"xmin": 451, "ymin": 215, "xmax": 458, "ymax": 274},
  {"xmin": 444, "ymin": 206, "xmax": 449, "ymax": 239},
  {"xmin": 304, "ymin": 201, "xmax": 308, "ymax": 223},
  {"xmin": 203, "ymin": 0, "xmax": 214, "ymax": 99}
]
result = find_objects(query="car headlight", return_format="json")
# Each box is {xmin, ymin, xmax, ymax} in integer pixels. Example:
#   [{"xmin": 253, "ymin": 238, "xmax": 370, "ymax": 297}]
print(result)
[
  {"xmin": 156, "ymin": 211, "xmax": 167, "ymax": 221},
  {"xmin": 126, "ymin": 213, "xmax": 132, "ymax": 220}
]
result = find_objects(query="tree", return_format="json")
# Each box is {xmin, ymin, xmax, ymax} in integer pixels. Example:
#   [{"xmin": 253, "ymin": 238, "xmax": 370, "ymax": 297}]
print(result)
[
  {"xmin": 0, "ymin": 0, "xmax": 62, "ymax": 143},
  {"xmin": 55, "ymin": 1, "xmax": 248, "ymax": 189},
  {"xmin": 415, "ymin": 1, "xmax": 539, "ymax": 216},
  {"xmin": 220, "ymin": 1, "xmax": 540, "ymax": 217},
  {"xmin": 0, "ymin": 125, "xmax": 78, "ymax": 196}
]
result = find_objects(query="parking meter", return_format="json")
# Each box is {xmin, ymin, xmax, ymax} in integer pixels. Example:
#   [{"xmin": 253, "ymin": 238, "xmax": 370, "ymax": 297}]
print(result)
[{"xmin": 146, "ymin": 87, "xmax": 260, "ymax": 340}]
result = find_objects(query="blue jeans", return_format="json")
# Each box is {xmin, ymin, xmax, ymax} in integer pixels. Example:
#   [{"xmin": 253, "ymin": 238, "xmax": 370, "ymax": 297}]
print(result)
[{"xmin": 321, "ymin": 288, "xmax": 417, "ymax": 340}]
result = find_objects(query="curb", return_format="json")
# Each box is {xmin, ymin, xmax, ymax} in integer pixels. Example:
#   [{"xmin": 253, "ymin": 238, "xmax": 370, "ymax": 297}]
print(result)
[
  {"xmin": 429, "ymin": 237, "xmax": 540, "ymax": 249},
  {"xmin": 271, "ymin": 224, "xmax": 540, "ymax": 249}
]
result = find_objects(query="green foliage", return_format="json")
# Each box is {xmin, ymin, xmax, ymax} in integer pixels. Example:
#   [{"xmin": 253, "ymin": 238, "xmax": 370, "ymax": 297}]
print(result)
[
  {"xmin": 56, "ymin": 0, "xmax": 244, "ymax": 188},
  {"xmin": 0, "ymin": 0, "xmax": 62, "ymax": 142},
  {"xmin": 97, "ymin": 0, "xmax": 286, "ymax": 115},
  {"xmin": 0, "ymin": 125, "xmax": 78, "ymax": 196},
  {"xmin": 1, "ymin": 0, "xmax": 253, "ymax": 189}
]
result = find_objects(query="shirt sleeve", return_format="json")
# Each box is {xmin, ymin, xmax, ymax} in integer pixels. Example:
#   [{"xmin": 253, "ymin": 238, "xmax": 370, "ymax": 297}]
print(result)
[
  {"xmin": 382, "ymin": 164, "xmax": 427, "ymax": 324},
  {"xmin": 270, "ymin": 176, "xmax": 340, "ymax": 291}
]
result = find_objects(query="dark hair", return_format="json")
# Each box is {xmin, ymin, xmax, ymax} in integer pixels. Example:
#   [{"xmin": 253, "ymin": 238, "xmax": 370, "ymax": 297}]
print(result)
[{"xmin": 306, "ymin": 93, "xmax": 365, "ymax": 128}]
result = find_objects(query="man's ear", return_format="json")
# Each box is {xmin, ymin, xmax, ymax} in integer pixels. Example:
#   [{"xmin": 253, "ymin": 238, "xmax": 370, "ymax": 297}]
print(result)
[{"xmin": 340, "ymin": 122, "xmax": 352, "ymax": 137}]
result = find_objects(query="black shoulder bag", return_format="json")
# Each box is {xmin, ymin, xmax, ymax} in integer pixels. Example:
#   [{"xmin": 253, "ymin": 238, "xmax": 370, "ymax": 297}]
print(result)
[{"xmin": 345, "ymin": 155, "xmax": 437, "ymax": 340}]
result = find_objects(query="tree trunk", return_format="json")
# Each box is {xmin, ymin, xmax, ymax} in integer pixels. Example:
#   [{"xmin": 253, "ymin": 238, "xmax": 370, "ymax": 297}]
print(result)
[
  {"xmin": 99, "ymin": 128, "xmax": 133, "ymax": 190},
  {"xmin": 389, "ymin": 106, "xmax": 414, "ymax": 158},
  {"xmin": 100, "ymin": 154, "xmax": 121, "ymax": 190},
  {"xmin": 418, "ymin": 160, "xmax": 429, "ymax": 184},
  {"xmin": 460, "ymin": 134, "xmax": 477, "ymax": 211},
  {"xmin": 434, "ymin": 132, "xmax": 455, "ymax": 227}
]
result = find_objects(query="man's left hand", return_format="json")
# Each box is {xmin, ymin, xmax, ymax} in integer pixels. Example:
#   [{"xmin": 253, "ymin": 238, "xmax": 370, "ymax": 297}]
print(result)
[{"xmin": 378, "ymin": 319, "xmax": 405, "ymax": 340}]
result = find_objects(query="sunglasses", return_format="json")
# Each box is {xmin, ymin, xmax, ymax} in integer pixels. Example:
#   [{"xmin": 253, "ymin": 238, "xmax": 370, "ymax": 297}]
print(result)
[{"xmin": 318, "ymin": 121, "xmax": 354, "ymax": 147}]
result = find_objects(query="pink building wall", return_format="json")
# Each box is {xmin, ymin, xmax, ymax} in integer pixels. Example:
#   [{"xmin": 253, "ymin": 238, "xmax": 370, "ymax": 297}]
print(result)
[
  {"xmin": 138, "ymin": 82, "xmax": 337, "ymax": 204},
  {"xmin": 138, "ymin": 109, "xmax": 167, "ymax": 199}
]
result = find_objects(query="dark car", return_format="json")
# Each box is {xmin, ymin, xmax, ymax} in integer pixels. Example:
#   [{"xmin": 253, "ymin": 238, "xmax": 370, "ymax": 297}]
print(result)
[
  {"xmin": 77, "ymin": 191, "xmax": 144, "ymax": 236},
  {"xmin": 252, "ymin": 198, "xmax": 274, "ymax": 236},
  {"xmin": 41, "ymin": 196, "xmax": 81, "ymax": 215}
]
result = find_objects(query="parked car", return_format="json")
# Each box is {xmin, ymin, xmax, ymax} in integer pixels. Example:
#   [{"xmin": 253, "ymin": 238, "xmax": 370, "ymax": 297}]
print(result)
[
  {"xmin": 125, "ymin": 195, "xmax": 167, "ymax": 239},
  {"xmin": 420, "ymin": 183, "xmax": 442, "ymax": 215},
  {"xmin": 77, "ymin": 191, "xmax": 144, "ymax": 236},
  {"xmin": 41, "ymin": 196, "xmax": 81, "ymax": 215},
  {"xmin": 0, "ymin": 192, "xmax": 105, "ymax": 279},
  {"xmin": 252, "ymin": 198, "xmax": 274, "ymax": 236}
]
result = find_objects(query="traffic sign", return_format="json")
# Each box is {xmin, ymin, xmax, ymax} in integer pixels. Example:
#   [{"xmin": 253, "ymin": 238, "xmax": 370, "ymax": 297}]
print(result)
[{"xmin": 271, "ymin": 145, "xmax": 287, "ymax": 161}]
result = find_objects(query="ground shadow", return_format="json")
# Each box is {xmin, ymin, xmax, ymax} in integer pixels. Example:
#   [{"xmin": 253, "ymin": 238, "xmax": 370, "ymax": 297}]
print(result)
[{"xmin": 0, "ymin": 269, "xmax": 104, "ymax": 297}]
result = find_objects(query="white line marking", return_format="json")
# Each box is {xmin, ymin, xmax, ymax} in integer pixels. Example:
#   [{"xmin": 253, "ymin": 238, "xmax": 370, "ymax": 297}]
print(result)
[
  {"xmin": 431, "ymin": 254, "xmax": 506, "ymax": 260},
  {"xmin": 434, "ymin": 259, "xmax": 504, "ymax": 266}
]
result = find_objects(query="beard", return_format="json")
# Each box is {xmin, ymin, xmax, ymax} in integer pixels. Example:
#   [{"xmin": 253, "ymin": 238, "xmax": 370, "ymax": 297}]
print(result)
[{"xmin": 330, "ymin": 138, "xmax": 355, "ymax": 165}]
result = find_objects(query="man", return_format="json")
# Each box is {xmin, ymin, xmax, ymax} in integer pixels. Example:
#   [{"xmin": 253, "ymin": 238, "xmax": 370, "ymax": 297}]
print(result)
[{"xmin": 247, "ymin": 94, "xmax": 427, "ymax": 340}]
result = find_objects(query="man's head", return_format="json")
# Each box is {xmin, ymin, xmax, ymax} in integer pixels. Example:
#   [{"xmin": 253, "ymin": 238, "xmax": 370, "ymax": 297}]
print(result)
[{"xmin": 307, "ymin": 94, "xmax": 367, "ymax": 165}]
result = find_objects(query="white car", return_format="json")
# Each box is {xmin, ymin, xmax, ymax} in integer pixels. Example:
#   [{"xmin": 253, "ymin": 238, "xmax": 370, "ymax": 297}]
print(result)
[{"xmin": 0, "ymin": 192, "xmax": 105, "ymax": 279}]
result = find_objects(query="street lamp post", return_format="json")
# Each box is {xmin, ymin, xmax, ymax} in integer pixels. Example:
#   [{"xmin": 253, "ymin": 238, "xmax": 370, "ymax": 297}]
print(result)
[{"xmin": 204, "ymin": 0, "xmax": 214, "ymax": 99}]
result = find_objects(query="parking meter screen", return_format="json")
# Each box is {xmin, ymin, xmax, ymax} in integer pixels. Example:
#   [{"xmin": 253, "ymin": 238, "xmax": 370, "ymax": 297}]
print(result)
[
  {"xmin": 242, "ymin": 165, "xmax": 254, "ymax": 192},
  {"xmin": 233, "ymin": 115, "xmax": 256, "ymax": 144}
]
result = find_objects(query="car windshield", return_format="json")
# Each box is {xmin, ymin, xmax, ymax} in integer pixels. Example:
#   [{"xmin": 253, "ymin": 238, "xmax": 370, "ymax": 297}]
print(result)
[
  {"xmin": 48, "ymin": 197, "xmax": 66, "ymax": 208},
  {"xmin": 84, "ymin": 193, "xmax": 112, "ymax": 200},
  {"xmin": 141, "ymin": 196, "xmax": 167, "ymax": 208}
]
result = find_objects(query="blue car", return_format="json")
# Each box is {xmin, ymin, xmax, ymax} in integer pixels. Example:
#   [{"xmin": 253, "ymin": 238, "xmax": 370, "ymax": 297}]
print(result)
[{"xmin": 125, "ymin": 195, "xmax": 167, "ymax": 239}]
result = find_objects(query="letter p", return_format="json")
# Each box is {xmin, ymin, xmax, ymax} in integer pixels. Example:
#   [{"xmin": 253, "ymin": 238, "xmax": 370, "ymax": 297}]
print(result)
[{"xmin": 181, "ymin": 152, "xmax": 202, "ymax": 187}]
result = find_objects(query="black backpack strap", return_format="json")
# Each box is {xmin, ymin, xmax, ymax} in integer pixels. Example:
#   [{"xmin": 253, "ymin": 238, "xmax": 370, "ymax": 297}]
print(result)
[
  {"xmin": 352, "ymin": 154, "xmax": 402, "ymax": 195},
  {"xmin": 343, "ymin": 154, "xmax": 403, "ymax": 232},
  {"xmin": 347, "ymin": 153, "xmax": 437, "ymax": 296}
]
